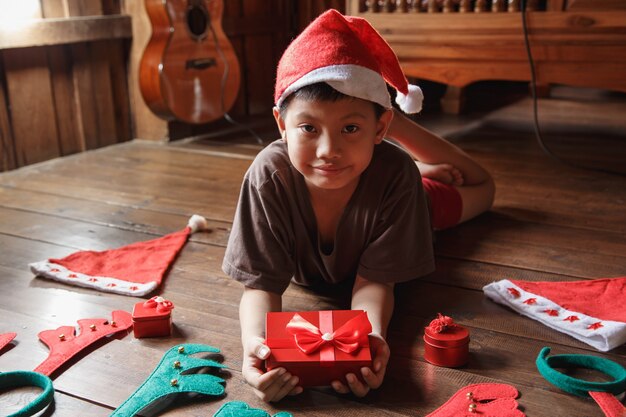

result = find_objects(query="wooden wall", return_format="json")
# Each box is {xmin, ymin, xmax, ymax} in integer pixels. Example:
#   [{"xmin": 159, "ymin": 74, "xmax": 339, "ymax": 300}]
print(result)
[
  {"xmin": 1, "ymin": 0, "xmax": 346, "ymax": 172},
  {"xmin": 0, "ymin": 0, "xmax": 132, "ymax": 172}
]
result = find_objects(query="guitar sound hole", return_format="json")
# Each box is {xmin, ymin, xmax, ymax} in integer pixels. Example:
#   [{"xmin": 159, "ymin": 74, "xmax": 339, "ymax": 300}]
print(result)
[{"xmin": 187, "ymin": 6, "xmax": 208, "ymax": 39}]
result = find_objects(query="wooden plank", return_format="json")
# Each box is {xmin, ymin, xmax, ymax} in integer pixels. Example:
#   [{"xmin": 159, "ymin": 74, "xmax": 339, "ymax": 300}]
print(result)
[
  {"xmin": 47, "ymin": 45, "xmax": 84, "ymax": 154},
  {"xmin": 107, "ymin": 39, "xmax": 132, "ymax": 143},
  {"xmin": 2, "ymin": 47, "xmax": 61, "ymax": 166},
  {"xmin": 69, "ymin": 42, "xmax": 99, "ymax": 150},
  {"xmin": 41, "ymin": 0, "xmax": 84, "ymax": 155},
  {"xmin": 0, "ymin": 16, "xmax": 132, "ymax": 49},
  {"xmin": 222, "ymin": 0, "xmax": 247, "ymax": 116},
  {"xmin": 362, "ymin": 10, "xmax": 626, "ymax": 34},
  {"xmin": 0, "ymin": 187, "xmax": 231, "ymax": 246},
  {"xmin": 65, "ymin": 0, "xmax": 119, "ymax": 149},
  {"xmin": 0, "ymin": 144, "xmax": 251, "ymax": 222},
  {"xmin": 89, "ymin": 40, "xmax": 120, "ymax": 147},
  {"xmin": 0, "ymin": 169, "xmax": 242, "ymax": 222},
  {"xmin": 567, "ymin": 0, "xmax": 626, "ymax": 10},
  {"xmin": 0, "ymin": 53, "xmax": 17, "ymax": 172},
  {"xmin": 451, "ymin": 130, "xmax": 626, "ymax": 233},
  {"xmin": 548, "ymin": 0, "xmax": 566, "ymax": 11},
  {"xmin": 435, "ymin": 212, "xmax": 626, "ymax": 278},
  {"xmin": 243, "ymin": 1, "xmax": 278, "ymax": 115},
  {"xmin": 424, "ymin": 257, "xmax": 603, "ymax": 291}
]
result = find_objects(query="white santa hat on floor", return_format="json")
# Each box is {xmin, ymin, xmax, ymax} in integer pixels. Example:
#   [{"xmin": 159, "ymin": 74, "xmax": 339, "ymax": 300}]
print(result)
[
  {"xmin": 29, "ymin": 215, "xmax": 208, "ymax": 297},
  {"xmin": 274, "ymin": 9, "xmax": 423, "ymax": 114},
  {"xmin": 483, "ymin": 277, "xmax": 626, "ymax": 352}
]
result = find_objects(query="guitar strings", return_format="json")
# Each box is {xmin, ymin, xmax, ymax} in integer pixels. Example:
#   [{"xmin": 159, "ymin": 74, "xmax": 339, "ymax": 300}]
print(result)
[{"xmin": 207, "ymin": 20, "xmax": 265, "ymax": 145}]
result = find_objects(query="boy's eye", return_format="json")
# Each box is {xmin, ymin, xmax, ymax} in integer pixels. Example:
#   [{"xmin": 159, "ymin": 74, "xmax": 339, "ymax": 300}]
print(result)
[
  {"xmin": 343, "ymin": 124, "xmax": 359, "ymax": 134},
  {"xmin": 299, "ymin": 124, "xmax": 316, "ymax": 133}
]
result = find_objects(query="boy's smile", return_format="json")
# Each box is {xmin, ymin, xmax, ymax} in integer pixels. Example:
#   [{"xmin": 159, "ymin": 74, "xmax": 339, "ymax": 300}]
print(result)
[{"xmin": 274, "ymin": 96, "xmax": 392, "ymax": 197}]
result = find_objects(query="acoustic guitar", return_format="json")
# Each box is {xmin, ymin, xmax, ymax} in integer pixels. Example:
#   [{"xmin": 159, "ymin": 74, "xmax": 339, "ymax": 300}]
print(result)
[{"xmin": 139, "ymin": 0, "xmax": 240, "ymax": 124}]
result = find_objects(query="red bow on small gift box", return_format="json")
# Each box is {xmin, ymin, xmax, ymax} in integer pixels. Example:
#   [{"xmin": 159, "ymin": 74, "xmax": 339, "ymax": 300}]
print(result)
[
  {"xmin": 143, "ymin": 296, "xmax": 174, "ymax": 313},
  {"xmin": 286, "ymin": 311, "xmax": 371, "ymax": 361},
  {"xmin": 132, "ymin": 296, "xmax": 174, "ymax": 338}
]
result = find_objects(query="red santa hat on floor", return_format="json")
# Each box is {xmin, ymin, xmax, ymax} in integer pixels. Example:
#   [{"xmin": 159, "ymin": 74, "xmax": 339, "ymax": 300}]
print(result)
[
  {"xmin": 483, "ymin": 277, "xmax": 626, "ymax": 352},
  {"xmin": 29, "ymin": 215, "xmax": 208, "ymax": 297},
  {"xmin": 274, "ymin": 9, "xmax": 423, "ymax": 114}
]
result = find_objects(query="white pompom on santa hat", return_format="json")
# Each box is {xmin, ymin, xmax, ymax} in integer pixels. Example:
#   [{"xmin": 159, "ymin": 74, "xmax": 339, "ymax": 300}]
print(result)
[
  {"xmin": 274, "ymin": 9, "xmax": 423, "ymax": 114},
  {"xmin": 484, "ymin": 277, "xmax": 626, "ymax": 352},
  {"xmin": 29, "ymin": 215, "xmax": 209, "ymax": 297}
]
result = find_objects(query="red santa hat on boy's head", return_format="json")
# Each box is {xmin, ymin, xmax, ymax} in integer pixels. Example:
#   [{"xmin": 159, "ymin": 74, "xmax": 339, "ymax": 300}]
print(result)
[
  {"xmin": 274, "ymin": 9, "xmax": 423, "ymax": 114},
  {"xmin": 29, "ymin": 215, "xmax": 208, "ymax": 297},
  {"xmin": 483, "ymin": 277, "xmax": 626, "ymax": 352}
]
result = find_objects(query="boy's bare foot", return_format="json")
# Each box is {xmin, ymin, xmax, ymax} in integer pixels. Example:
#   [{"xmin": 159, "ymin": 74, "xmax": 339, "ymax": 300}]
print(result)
[{"xmin": 415, "ymin": 162, "xmax": 464, "ymax": 186}]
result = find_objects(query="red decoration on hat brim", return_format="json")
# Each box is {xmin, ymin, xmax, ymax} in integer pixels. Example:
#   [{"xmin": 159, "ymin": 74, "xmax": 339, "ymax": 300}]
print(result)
[
  {"xmin": 484, "ymin": 277, "xmax": 626, "ymax": 351},
  {"xmin": 34, "ymin": 310, "xmax": 133, "ymax": 376},
  {"xmin": 512, "ymin": 277, "xmax": 626, "ymax": 323}
]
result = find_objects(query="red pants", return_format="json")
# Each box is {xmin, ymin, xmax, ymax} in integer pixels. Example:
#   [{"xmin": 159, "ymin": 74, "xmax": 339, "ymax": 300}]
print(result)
[{"xmin": 422, "ymin": 178, "xmax": 463, "ymax": 230}]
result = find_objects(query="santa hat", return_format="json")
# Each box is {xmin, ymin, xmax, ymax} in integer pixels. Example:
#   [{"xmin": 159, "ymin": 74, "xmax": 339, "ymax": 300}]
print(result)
[
  {"xmin": 483, "ymin": 277, "xmax": 626, "ymax": 352},
  {"xmin": 274, "ymin": 9, "xmax": 423, "ymax": 114},
  {"xmin": 29, "ymin": 215, "xmax": 208, "ymax": 297}
]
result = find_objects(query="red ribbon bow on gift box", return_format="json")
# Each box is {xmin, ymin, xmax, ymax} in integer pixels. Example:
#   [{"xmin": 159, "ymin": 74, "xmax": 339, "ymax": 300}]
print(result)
[
  {"xmin": 286, "ymin": 311, "xmax": 371, "ymax": 356},
  {"xmin": 426, "ymin": 313, "xmax": 458, "ymax": 333},
  {"xmin": 144, "ymin": 296, "xmax": 174, "ymax": 313}
]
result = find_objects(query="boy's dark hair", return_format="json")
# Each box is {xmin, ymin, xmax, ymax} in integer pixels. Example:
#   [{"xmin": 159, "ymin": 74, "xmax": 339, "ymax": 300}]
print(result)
[{"xmin": 278, "ymin": 82, "xmax": 387, "ymax": 120}]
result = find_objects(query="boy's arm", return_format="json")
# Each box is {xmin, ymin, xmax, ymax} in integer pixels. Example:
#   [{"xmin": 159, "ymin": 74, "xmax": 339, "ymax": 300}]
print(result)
[
  {"xmin": 331, "ymin": 275, "xmax": 394, "ymax": 397},
  {"xmin": 239, "ymin": 287, "xmax": 302, "ymax": 402},
  {"xmin": 351, "ymin": 275, "xmax": 394, "ymax": 338}
]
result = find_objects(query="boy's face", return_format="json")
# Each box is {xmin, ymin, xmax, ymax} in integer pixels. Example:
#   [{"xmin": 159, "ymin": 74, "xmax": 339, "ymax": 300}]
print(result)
[{"xmin": 273, "ymin": 96, "xmax": 393, "ymax": 194}]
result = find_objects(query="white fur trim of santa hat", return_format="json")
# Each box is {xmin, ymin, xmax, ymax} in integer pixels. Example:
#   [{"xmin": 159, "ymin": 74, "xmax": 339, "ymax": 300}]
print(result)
[
  {"xmin": 29, "ymin": 261, "xmax": 157, "ymax": 296},
  {"xmin": 484, "ymin": 279, "xmax": 626, "ymax": 352},
  {"xmin": 277, "ymin": 65, "xmax": 390, "ymax": 110}
]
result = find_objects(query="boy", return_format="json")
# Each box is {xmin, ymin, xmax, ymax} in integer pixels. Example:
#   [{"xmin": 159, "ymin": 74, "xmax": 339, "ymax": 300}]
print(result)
[{"xmin": 222, "ymin": 9, "xmax": 494, "ymax": 402}]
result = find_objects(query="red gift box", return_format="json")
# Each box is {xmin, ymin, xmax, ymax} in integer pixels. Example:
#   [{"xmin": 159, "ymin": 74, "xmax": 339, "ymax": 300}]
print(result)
[
  {"xmin": 423, "ymin": 314, "xmax": 469, "ymax": 368},
  {"xmin": 132, "ymin": 296, "xmax": 174, "ymax": 338},
  {"xmin": 265, "ymin": 310, "xmax": 372, "ymax": 387}
]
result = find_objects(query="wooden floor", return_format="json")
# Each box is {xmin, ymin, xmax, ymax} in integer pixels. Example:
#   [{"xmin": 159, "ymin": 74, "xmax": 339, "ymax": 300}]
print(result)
[{"xmin": 1, "ymin": 94, "xmax": 625, "ymax": 416}]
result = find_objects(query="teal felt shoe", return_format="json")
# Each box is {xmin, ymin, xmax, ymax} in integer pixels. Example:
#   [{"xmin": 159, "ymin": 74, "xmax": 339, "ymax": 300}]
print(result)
[
  {"xmin": 213, "ymin": 401, "xmax": 293, "ymax": 417},
  {"xmin": 110, "ymin": 344, "xmax": 226, "ymax": 417}
]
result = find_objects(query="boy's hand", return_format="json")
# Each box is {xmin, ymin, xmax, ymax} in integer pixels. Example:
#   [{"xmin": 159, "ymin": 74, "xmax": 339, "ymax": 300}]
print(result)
[
  {"xmin": 331, "ymin": 333, "xmax": 390, "ymax": 397},
  {"xmin": 242, "ymin": 336, "xmax": 303, "ymax": 402}
]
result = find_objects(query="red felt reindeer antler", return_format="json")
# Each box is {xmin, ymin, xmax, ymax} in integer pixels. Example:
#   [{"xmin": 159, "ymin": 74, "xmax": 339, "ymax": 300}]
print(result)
[
  {"xmin": 33, "ymin": 310, "xmax": 132, "ymax": 376},
  {"xmin": 0, "ymin": 332, "xmax": 17, "ymax": 352}
]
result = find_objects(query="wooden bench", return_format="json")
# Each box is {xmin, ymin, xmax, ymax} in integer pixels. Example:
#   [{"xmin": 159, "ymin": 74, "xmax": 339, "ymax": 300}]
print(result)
[{"xmin": 347, "ymin": 0, "xmax": 626, "ymax": 113}]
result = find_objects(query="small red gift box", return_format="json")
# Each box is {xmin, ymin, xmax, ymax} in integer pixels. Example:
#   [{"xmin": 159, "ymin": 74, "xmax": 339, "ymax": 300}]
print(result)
[
  {"xmin": 265, "ymin": 310, "xmax": 372, "ymax": 387},
  {"xmin": 132, "ymin": 296, "xmax": 174, "ymax": 338},
  {"xmin": 423, "ymin": 314, "xmax": 469, "ymax": 368}
]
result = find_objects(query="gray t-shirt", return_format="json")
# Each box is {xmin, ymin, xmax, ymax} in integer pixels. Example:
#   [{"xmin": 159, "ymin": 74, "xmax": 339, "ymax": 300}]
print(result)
[{"xmin": 222, "ymin": 139, "xmax": 435, "ymax": 295}]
